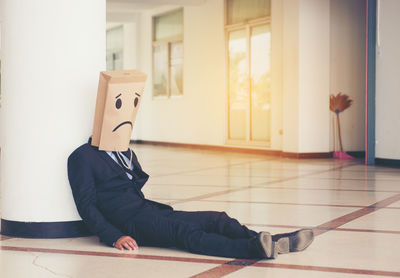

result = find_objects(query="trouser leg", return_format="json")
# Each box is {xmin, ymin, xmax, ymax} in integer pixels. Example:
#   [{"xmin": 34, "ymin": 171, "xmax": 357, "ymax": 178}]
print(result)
[
  {"xmin": 123, "ymin": 212, "xmax": 263, "ymax": 259},
  {"xmin": 161, "ymin": 210, "xmax": 258, "ymax": 239}
]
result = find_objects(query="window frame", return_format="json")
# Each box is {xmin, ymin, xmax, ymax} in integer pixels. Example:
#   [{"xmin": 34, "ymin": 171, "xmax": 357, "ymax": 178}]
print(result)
[{"xmin": 152, "ymin": 8, "xmax": 184, "ymax": 99}]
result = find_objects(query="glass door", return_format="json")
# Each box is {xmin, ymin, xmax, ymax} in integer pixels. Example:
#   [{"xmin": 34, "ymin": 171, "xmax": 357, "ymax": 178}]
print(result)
[
  {"xmin": 227, "ymin": 24, "xmax": 271, "ymax": 145},
  {"xmin": 228, "ymin": 29, "xmax": 248, "ymax": 140}
]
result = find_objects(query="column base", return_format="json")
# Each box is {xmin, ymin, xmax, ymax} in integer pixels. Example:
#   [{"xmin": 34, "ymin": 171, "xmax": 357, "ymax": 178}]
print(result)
[{"xmin": 1, "ymin": 219, "xmax": 93, "ymax": 238}]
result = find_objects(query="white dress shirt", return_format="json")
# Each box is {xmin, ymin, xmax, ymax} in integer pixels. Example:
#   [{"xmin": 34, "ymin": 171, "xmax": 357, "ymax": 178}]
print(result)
[{"xmin": 106, "ymin": 151, "xmax": 134, "ymax": 180}]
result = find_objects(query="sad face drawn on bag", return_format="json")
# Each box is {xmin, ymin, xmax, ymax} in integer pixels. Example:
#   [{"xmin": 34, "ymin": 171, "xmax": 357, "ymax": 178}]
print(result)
[{"xmin": 112, "ymin": 91, "xmax": 142, "ymax": 133}]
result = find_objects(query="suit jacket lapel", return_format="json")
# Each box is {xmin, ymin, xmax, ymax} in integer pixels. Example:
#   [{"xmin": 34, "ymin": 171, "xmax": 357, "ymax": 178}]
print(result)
[{"xmin": 94, "ymin": 147, "xmax": 128, "ymax": 178}]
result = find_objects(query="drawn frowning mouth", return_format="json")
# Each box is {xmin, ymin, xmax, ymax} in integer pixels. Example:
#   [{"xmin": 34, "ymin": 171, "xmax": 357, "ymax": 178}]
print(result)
[{"xmin": 112, "ymin": 121, "xmax": 133, "ymax": 132}]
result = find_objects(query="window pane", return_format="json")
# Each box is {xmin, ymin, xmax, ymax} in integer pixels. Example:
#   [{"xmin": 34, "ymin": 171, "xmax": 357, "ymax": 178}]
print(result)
[
  {"xmin": 154, "ymin": 9, "xmax": 183, "ymax": 41},
  {"xmin": 228, "ymin": 29, "xmax": 247, "ymax": 140},
  {"xmin": 170, "ymin": 42, "xmax": 183, "ymax": 96},
  {"xmin": 107, "ymin": 26, "xmax": 123, "ymax": 50},
  {"xmin": 250, "ymin": 24, "xmax": 271, "ymax": 141},
  {"xmin": 106, "ymin": 51, "xmax": 123, "ymax": 71},
  {"xmin": 106, "ymin": 26, "xmax": 124, "ymax": 70},
  {"xmin": 227, "ymin": 0, "xmax": 270, "ymax": 25},
  {"xmin": 153, "ymin": 44, "xmax": 168, "ymax": 97}
]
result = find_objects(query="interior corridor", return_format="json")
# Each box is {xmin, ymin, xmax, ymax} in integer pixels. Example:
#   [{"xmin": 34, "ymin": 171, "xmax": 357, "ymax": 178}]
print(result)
[{"xmin": 1, "ymin": 144, "xmax": 400, "ymax": 277}]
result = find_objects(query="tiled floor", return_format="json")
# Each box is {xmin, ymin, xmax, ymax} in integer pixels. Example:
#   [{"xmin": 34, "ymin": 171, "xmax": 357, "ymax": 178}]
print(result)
[{"xmin": 1, "ymin": 144, "xmax": 400, "ymax": 277}]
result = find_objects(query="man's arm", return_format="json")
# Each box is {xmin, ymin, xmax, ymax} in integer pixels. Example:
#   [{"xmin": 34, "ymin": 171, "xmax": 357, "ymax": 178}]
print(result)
[{"xmin": 67, "ymin": 150, "xmax": 124, "ymax": 247}]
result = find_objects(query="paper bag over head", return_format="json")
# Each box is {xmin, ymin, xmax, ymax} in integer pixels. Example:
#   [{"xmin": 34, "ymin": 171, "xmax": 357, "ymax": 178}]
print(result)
[{"xmin": 91, "ymin": 70, "xmax": 147, "ymax": 151}]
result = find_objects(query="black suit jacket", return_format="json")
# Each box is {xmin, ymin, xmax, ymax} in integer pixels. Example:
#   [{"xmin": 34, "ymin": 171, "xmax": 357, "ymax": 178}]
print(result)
[{"xmin": 67, "ymin": 142, "xmax": 172, "ymax": 246}]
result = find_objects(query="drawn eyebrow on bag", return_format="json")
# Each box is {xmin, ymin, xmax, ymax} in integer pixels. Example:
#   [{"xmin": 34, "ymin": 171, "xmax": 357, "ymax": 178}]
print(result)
[
  {"xmin": 115, "ymin": 93, "xmax": 122, "ymax": 98},
  {"xmin": 135, "ymin": 93, "xmax": 141, "ymax": 97}
]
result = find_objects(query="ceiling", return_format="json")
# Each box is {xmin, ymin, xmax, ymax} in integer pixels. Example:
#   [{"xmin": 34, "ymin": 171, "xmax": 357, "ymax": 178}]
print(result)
[
  {"xmin": 107, "ymin": 0, "xmax": 205, "ymax": 5},
  {"xmin": 107, "ymin": 0, "xmax": 206, "ymax": 13}
]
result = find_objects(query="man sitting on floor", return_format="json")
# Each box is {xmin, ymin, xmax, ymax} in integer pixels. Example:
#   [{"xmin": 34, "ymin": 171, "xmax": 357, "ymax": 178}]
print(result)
[{"xmin": 67, "ymin": 70, "xmax": 314, "ymax": 259}]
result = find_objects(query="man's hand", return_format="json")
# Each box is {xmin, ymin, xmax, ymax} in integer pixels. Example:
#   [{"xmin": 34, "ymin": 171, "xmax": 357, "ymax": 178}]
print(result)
[{"xmin": 114, "ymin": 236, "xmax": 139, "ymax": 251}]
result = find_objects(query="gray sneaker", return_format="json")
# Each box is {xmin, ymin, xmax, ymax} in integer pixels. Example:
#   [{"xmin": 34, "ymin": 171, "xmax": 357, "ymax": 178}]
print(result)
[
  {"xmin": 258, "ymin": 232, "xmax": 277, "ymax": 259},
  {"xmin": 273, "ymin": 229, "xmax": 314, "ymax": 254}
]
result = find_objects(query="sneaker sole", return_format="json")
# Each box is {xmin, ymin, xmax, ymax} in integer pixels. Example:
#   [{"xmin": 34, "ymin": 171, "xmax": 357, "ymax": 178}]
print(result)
[{"xmin": 276, "ymin": 229, "xmax": 314, "ymax": 254}]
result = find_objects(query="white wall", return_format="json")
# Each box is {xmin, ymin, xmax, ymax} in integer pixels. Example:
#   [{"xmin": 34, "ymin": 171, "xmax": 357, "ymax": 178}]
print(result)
[
  {"xmin": 330, "ymin": 0, "xmax": 366, "ymax": 152},
  {"xmin": 376, "ymin": 0, "xmax": 400, "ymax": 159},
  {"xmin": 128, "ymin": 0, "xmax": 287, "ymax": 149},
  {"xmin": 133, "ymin": 1, "xmax": 227, "ymax": 146},
  {"xmin": 282, "ymin": 0, "xmax": 299, "ymax": 153}
]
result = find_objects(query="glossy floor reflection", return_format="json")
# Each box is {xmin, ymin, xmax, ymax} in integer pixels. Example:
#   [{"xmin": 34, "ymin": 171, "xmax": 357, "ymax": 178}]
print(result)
[{"xmin": 1, "ymin": 144, "xmax": 400, "ymax": 278}]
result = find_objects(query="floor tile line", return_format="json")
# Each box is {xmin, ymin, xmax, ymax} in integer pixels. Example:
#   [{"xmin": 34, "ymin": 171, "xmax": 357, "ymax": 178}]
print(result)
[
  {"xmin": 150, "ymin": 158, "xmax": 268, "ymax": 178},
  {"xmin": 243, "ymin": 223, "xmax": 314, "ymax": 229},
  {"xmin": 167, "ymin": 163, "xmax": 365, "ymax": 277},
  {"xmin": 149, "ymin": 183, "xmax": 400, "ymax": 194},
  {"xmin": 334, "ymin": 227, "xmax": 400, "ymax": 235},
  {"xmin": 190, "ymin": 264, "xmax": 243, "ymax": 278},
  {"xmin": 314, "ymin": 193, "xmax": 400, "ymax": 236},
  {"xmin": 0, "ymin": 235, "xmax": 12, "ymax": 241},
  {"xmin": 0, "ymin": 245, "xmax": 230, "ymax": 264},
  {"xmin": 3, "ymin": 244, "xmax": 399, "ymax": 277},
  {"xmin": 148, "ymin": 183, "xmax": 236, "ymax": 188},
  {"xmin": 168, "ymin": 162, "xmax": 358, "ymax": 205},
  {"xmin": 175, "ymin": 173, "xmax": 400, "ymax": 181},
  {"xmin": 303, "ymin": 177, "xmax": 400, "ymax": 182},
  {"xmin": 252, "ymin": 262, "xmax": 400, "ymax": 277},
  {"xmin": 253, "ymin": 186, "xmax": 400, "ymax": 194},
  {"xmin": 245, "ymin": 162, "xmax": 359, "ymax": 188},
  {"xmin": 189, "ymin": 178, "xmax": 398, "ymax": 278},
  {"xmin": 158, "ymin": 197, "xmax": 369, "ymax": 209},
  {"xmin": 189, "ymin": 259, "xmax": 258, "ymax": 278},
  {"xmin": 323, "ymin": 168, "xmax": 400, "ymax": 173},
  {"xmin": 242, "ymin": 223, "xmax": 400, "ymax": 235}
]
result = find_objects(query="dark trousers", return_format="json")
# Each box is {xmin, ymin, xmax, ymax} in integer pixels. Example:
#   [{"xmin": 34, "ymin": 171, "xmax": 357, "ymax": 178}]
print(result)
[{"xmin": 122, "ymin": 210, "xmax": 263, "ymax": 259}]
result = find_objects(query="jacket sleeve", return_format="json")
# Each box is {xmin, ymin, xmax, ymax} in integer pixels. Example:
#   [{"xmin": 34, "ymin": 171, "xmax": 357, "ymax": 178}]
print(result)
[{"xmin": 67, "ymin": 150, "xmax": 124, "ymax": 247}]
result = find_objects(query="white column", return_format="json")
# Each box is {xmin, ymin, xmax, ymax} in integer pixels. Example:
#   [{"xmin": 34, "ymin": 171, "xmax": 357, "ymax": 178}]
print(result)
[
  {"xmin": 282, "ymin": 0, "xmax": 330, "ymax": 154},
  {"xmin": 0, "ymin": 0, "xmax": 105, "ymax": 229},
  {"xmin": 282, "ymin": 0, "xmax": 300, "ymax": 153},
  {"xmin": 298, "ymin": 0, "xmax": 330, "ymax": 153},
  {"xmin": 376, "ymin": 0, "xmax": 400, "ymax": 160}
]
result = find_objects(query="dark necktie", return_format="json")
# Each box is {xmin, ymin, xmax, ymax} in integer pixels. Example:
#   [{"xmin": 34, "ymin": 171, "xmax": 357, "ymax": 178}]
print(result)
[
  {"xmin": 121, "ymin": 148, "xmax": 132, "ymax": 161},
  {"xmin": 112, "ymin": 150, "xmax": 137, "ymax": 178}
]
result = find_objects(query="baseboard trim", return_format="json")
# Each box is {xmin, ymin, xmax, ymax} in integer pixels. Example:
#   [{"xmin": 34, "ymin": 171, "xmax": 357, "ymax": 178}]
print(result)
[
  {"xmin": 347, "ymin": 151, "xmax": 366, "ymax": 158},
  {"xmin": 131, "ymin": 140, "xmax": 362, "ymax": 159},
  {"xmin": 375, "ymin": 158, "xmax": 400, "ymax": 168},
  {"xmin": 132, "ymin": 139, "xmax": 282, "ymax": 156},
  {"xmin": 281, "ymin": 152, "xmax": 332, "ymax": 159},
  {"xmin": 0, "ymin": 219, "xmax": 93, "ymax": 238}
]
